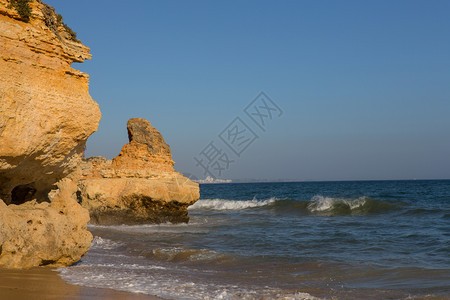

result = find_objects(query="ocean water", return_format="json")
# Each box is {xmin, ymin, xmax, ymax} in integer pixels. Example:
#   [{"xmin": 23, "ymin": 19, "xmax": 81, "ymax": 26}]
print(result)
[{"xmin": 59, "ymin": 180, "xmax": 450, "ymax": 299}]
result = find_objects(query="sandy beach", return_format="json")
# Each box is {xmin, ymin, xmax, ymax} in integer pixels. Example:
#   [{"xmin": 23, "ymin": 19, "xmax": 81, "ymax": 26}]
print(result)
[{"xmin": 0, "ymin": 267, "xmax": 162, "ymax": 300}]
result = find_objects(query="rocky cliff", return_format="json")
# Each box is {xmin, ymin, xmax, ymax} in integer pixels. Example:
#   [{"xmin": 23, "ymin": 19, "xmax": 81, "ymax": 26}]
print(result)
[
  {"xmin": 0, "ymin": 0, "xmax": 101, "ymax": 268},
  {"xmin": 78, "ymin": 118, "xmax": 199, "ymax": 225}
]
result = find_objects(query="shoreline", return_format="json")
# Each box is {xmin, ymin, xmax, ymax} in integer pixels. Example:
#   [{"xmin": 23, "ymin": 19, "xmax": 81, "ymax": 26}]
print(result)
[{"xmin": 0, "ymin": 267, "xmax": 163, "ymax": 300}]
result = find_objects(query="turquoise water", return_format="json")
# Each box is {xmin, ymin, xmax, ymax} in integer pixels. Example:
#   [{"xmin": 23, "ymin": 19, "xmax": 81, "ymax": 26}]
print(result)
[{"xmin": 59, "ymin": 180, "xmax": 450, "ymax": 299}]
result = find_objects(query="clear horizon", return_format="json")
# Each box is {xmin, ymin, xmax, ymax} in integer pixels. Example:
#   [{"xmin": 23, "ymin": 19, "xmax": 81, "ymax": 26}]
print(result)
[
  {"xmin": 46, "ymin": 0, "xmax": 450, "ymax": 181},
  {"xmin": 198, "ymin": 178, "xmax": 450, "ymax": 183}
]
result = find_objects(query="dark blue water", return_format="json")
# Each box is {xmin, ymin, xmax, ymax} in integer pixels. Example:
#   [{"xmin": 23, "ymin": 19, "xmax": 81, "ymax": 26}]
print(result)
[{"xmin": 60, "ymin": 180, "xmax": 450, "ymax": 299}]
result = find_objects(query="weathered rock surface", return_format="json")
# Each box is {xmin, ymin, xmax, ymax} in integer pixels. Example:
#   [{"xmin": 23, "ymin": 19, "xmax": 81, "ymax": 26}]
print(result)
[
  {"xmin": 0, "ymin": 173, "xmax": 92, "ymax": 268},
  {"xmin": 0, "ymin": 0, "xmax": 101, "ymax": 268},
  {"xmin": 78, "ymin": 118, "xmax": 199, "ymax": 225}
]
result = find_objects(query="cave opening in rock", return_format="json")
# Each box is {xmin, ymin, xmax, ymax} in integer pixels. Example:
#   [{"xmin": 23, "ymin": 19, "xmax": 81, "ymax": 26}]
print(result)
[
  {"xmin": 76, "ymin": 190, "xmax": 82, "ymax": 203},
  {"xmin": 10, "ymin": 183, "xmax": 37, "ymax": 205}
]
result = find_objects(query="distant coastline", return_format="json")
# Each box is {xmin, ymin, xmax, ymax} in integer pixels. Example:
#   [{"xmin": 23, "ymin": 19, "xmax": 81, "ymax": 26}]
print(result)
[
  {"xmin": 195, "ymin": 178, "xmax": 450, "ymax": 184},
  {"xmin": 193, "ymin": 176, "xmax": 232, "ymax": 184}
]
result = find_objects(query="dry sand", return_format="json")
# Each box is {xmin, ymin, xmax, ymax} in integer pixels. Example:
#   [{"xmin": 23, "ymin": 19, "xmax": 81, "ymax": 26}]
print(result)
[{"xmin": 0, "ymin": 267, "xmax": 162, "ymax": 300}]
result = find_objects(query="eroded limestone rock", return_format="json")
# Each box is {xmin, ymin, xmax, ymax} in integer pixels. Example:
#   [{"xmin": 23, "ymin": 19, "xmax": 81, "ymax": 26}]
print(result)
[
  {"xmin": 0, "ymin": 0, "xmax": 101, "ymax": 268},
  {"xmin": 78, "ymin": 119, "xmax": 199, "ymax": 225},
  {"xmin": 0, "ymin": 173, "xmax": 92, "ymax": 268}
]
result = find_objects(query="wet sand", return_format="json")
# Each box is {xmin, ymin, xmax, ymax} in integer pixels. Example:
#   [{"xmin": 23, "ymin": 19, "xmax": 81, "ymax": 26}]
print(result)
[{"xmin": 0, "ymin": 267, "xmax": 163, "ymax": 300}]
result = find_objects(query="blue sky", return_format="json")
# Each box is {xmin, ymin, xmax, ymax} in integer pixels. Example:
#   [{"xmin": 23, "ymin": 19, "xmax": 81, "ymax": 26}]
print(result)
[{"xmin": 45, "ymin": 0, "xmax": 450, "ymax": 181}]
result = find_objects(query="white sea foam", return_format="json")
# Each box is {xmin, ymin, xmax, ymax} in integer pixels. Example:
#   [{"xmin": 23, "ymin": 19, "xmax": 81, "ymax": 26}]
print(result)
[
  {"xmin": 149, "ymin": 247, "xmax": 227, "ymax": 263},
  {"xmin": 277, "ymin": 292, "xmax": 321, "ymax": 300},
  {"xmin": 59, "ymin": 261, "xmax": 319, "ymax": 300},
  {"xmin": 307, "ymin": 195, "xmax": 367, "ymax": 212},
  {"xmin": 59, "ymin": 237, "xmax": 319, "ymax": 299},
  {"xmin": 91, "ymin": 236, "xmax": 123, "ymax": 250},
  {"xmin": 189, "ymin": 197, "xmax": 278, "ymax": 210}
]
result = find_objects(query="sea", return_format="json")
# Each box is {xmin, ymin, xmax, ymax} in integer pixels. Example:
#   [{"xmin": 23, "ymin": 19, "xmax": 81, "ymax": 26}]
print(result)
[{"xmin": 58, "ymin": 180, "xmax": 450, "ymax": 299}]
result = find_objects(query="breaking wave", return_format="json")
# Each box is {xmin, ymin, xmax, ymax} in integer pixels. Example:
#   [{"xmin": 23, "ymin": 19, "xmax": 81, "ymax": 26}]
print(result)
[
  {"xmin": 304, "ymin": 195, "xmax": 403, "ymax": 215},
  {"xmin": 189, "ymin": 197, "xmax": 278, "ymax": 210},
  {"xmin": 190, "ymin": 196, "xmax": 404, "ymax": 216}
]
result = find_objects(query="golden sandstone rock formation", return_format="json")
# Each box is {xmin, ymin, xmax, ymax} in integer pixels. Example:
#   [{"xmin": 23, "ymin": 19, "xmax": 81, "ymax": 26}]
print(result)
[
  {"xmin": 0, "ymin": 0, "xmax": 101, "ymax": 268},
  {"xmin": 78, "ymin": 118, "xmax": 199, "ymax": 225}
]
